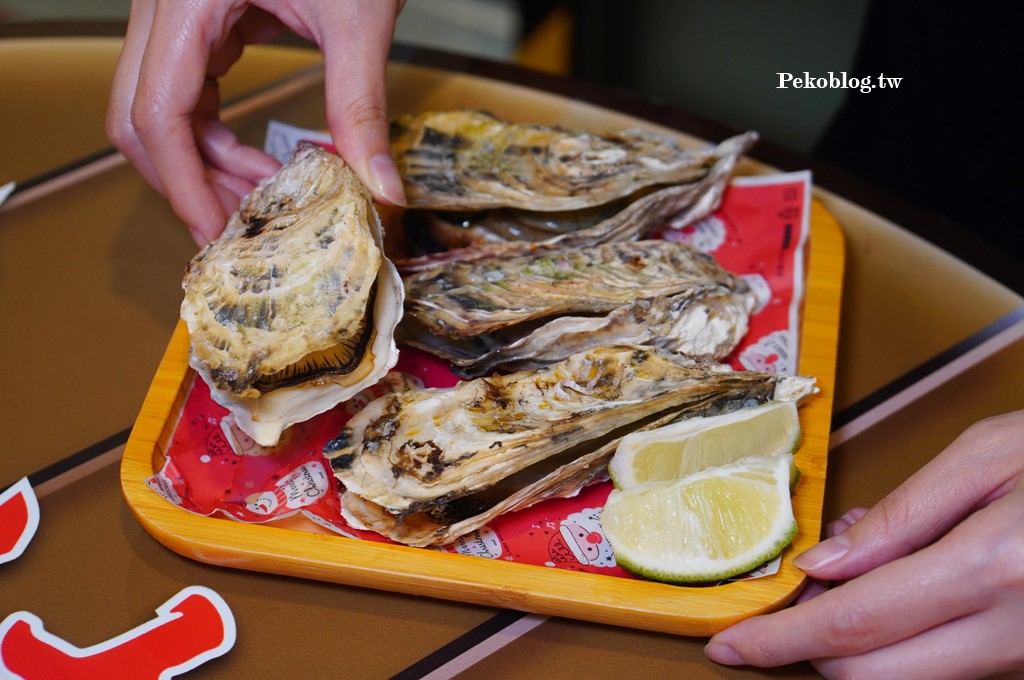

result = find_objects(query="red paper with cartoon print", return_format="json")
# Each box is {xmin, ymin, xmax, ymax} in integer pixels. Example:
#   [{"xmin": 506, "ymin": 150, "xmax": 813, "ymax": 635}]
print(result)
[
  {"xmin": 147, "ymin": 170, "xmax": 811, "ymax": 579},
  {"xmin": 658, "ymin": 172, "xmax": 810, "ymax": 375}
]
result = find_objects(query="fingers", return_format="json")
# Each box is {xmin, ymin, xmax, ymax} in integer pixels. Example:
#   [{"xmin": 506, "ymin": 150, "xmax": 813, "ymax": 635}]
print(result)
[
  {"xmin": 315, "ymin": 0, "xmax": 405, "ymax": 205},
  {"xmin": 791, "ymin": 579, "xmax": 827, "ymax": 605},
  {"xmin": 130, "ymin": 0, "xmax": 252, "ymax": 244},
  {"xmin": 823, "ymin": 507, "xmax": 867, "ymax": 539},
  {"xmin": 107, "ymin": 0, "xmax": 163, "ymax": 193},
  {"xmin": 111, "ymin": 0, "xmax": 405, "ymax": 245},
  {"xmin": 110, "ymin": 1, "xmax": 281, "ymax": 246},
  {"xmin": 706, "ymin": 479, "xmax": 1024, "ymax": 671},
  {"xmin": 195, "ymin": 118, "xmax": 280, "ymax": 187},
  {"xmin": 207, "ymin": 166, "xmax": 257, "ymax": 214},
  {"xmin": 707, "ymin": 527, "xmax": 983, "ymax": 667},
  {"xmin": 815, "ymin": 594, "xmax": 1024, "ymax": 679},
  {"xmin": 794, "ymin": 412, "xmax": 1024, "ymax": 581},
  {"xmin": 192, "ymin": 8, "xmax": 281, "ymax": 186},
  {"xmin": 786, "ymin": 509, "xmax": 866, "ymax": 607}
]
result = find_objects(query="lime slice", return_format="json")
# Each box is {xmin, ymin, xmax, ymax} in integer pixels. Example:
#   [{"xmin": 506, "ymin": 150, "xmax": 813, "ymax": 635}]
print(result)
[
  {"xmin": 608, "ymin": 401, "xmax": 801, "ymax": 490},
  {"xmin": 602, "ymin": 454, "xmax": 798, "ymax": 583}
]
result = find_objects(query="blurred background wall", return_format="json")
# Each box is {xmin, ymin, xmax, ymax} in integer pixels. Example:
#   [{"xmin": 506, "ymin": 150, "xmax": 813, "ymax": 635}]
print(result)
[
  {"xmin": 0, "ymin": 0, "xmax": 868, "ymax": 155},
  {"xmin": 2, "ymin": 0, "xmax": 1017, "ymax": 262},
  {"xmin": 571, "ymin": 0, "xmax": 870, "ymax": 155}
]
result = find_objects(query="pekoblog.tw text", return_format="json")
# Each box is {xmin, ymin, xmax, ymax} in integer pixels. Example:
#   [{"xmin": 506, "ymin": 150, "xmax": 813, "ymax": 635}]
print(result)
[{"xmin": 777, "ymin": 72, "xmax": 901, "ymax": 93}]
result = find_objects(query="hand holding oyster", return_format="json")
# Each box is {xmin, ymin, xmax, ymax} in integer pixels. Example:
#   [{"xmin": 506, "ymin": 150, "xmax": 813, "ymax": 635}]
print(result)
[{"xmin": 180, "ymin": 142, "xmax": 403, "ymax": 446}]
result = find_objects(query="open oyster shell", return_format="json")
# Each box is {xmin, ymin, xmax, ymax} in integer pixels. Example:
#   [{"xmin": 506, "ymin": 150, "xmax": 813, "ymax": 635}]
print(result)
[
  {"xmin": 180, "ymin": 142, "xmax": 403, "ymax": 446},
  {"xmin": 399, "ymin": 240, "xmax": 756, "ymax": 377},
  {"xmin": 327, "ymin": 345, "xmax": 816, "ymax": 547}
]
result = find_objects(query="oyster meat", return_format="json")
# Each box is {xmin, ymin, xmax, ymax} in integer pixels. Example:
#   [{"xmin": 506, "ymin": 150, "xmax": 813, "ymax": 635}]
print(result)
[
  {"xmin": 399, "ymin": 240, "xmax": 756, "ymax": 376},
  {"xmin": 328, "ymin": 345, "xmax": 816, "ymax": 547},
  {"xmin": 180, "ymin": 141, "xmax": 403, "ymax": 446}
]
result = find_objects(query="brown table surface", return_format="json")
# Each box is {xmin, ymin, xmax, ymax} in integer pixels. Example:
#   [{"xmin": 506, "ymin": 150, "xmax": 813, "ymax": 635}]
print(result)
[{"xmin": 2, "ymin": 33, "xmax": 1022, "ymax": 680}]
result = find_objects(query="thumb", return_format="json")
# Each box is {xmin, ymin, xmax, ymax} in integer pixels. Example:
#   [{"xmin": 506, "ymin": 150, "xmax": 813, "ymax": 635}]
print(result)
[{"xmin": 794, "ymin": 412, "xmax": 1024, "ymax": 580}]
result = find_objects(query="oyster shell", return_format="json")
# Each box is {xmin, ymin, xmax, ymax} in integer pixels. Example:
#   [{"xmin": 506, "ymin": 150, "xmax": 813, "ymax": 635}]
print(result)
[
  {"xmin": 401, "ymin": 284, "xmax": 754, "ymax": 378},
  {"xmin": 393, "ymin": 109, "xmax": 737, "ymax": 211},
  {"xmin": 181, "ymin": 141, "xmax": 403, "ymax": 446},
  {"xmin": 393, "ymin": 123, "xmax": 756, "ymax": 272},
  {"xmin": 328, "ymin": 345, "xmax": 816, "ymax": 547},
  {"xmin": 399, "ymin": 240, "xmax": 755, "ymax": 376}
]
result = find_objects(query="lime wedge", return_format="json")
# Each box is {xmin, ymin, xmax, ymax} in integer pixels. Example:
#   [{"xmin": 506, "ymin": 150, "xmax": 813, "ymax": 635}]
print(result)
[
  {"xmin": 602, "ymin": 454, "xmax": 798, "ymax": 583},
  {"xmin": 609, "ymin": 401, "xmax": 801, "ymax": 490}
]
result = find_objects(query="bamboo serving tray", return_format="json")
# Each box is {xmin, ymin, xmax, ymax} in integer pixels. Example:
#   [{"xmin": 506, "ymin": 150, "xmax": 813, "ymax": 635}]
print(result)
[
  {"xmin": 121, "ymin": 63, "xmax": 844, "ymax": 636},
  {"xmin": 121, "ymin": 205, "xmax": 843, "ymax": 639}
]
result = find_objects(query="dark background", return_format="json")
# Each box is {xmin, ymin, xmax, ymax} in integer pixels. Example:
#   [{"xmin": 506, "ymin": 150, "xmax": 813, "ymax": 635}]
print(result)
[{"xmin": 567, "ymin": 0, "xmax": 1022, "ymax": 267}]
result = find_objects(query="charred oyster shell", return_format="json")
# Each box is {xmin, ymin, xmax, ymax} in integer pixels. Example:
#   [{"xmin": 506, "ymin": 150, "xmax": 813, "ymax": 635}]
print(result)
[
  {"xmin": 390, "ymin": 115, "xmax": 756, "ymax": 272},
  {"xmin": 400, "ymin": 285, "xmax": 755, "ymax": 378},
  {"xmin": 181, "ymin": 141, "xmax": 403, "ymax": 446},
  {"xmin": 399, "ymin": 240, "xmax": 756, "ymax": 376},
  {"xmin": 328, "ymin": 345, "xmax": 816, "ymax": 547},
  {"xmin": 392, "ymin": 109, "xmax": 738, "ymax": 212}
]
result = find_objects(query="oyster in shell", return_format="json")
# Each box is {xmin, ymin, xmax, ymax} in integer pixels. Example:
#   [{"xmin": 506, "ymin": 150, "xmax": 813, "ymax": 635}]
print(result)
[
  {"xmin": 181, "ymin": 141, "xmax": 403, "ymax": 446},
  {"xmin": 402, "ymin": 285, "xmax": 754, "ymax": 378},
  {"xmin": 328, "ymin": 345, "xmax": 816, "ymax": 547},
  {"xmin": 390, "ymin": 112, "xmax": 756, "ymax": 272},
  {"xmin": 392, "ymin": 109, "xmax": 741, "ymax": 211},
  {"xmin": 399, "ymin": 240, "xmax": 756, "ymax": 376}
]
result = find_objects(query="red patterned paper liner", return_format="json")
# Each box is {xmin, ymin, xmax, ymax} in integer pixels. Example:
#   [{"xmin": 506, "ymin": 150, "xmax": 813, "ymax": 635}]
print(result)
[{"xmin": 147, "ymin": 171, "xmax": 811, "ymax": 584}]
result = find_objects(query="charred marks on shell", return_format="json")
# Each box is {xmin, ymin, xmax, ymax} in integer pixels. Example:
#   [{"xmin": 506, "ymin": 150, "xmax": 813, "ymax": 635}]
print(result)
[
  {"xmin": 391, "ymin": 439, "xmax": 450, "ymax": 481},
  {"xmin": 243, "ymin": 215, "xmax": 267, "ymax": 238},
  {"xmin": 323, "ymin": 429, "xmax": 353, "ymax": 457}
]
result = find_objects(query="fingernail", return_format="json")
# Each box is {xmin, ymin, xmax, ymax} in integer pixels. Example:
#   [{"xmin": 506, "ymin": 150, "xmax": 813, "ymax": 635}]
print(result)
[
  {"xmin": 825, "ymin": 517, "xmax": 850, "ymax": 538},
  {"xmin": 705, "ymin": 641, "xmax": 743, "ymax": 666},
  {"xmin": 839, "ymin": 512, "xmax": 860, "ymax": 526},
  {"xmin": 793, "ymin": 534, "xmax": 850, "ymax": 571},
  {"xmin": 368, "ymin": 154, "xmax": 406, "ymax": 206},
  {"xmin": 189, "ymin": 227, "xmax": 210, "ymax": 248}
]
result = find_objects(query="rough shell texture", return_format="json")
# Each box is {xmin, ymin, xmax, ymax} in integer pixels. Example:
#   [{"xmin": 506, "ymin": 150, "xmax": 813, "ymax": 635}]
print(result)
[
  {"xmin": 328, "ymin": 345, "xmax": 816, "ymax": 547},
  {"xmin": 400, "ymin": 284, "xmax": 755, "ymax": 378},
  {"xmin": 181, "ymin": 141, "xmax": 403, "ymax": 446},
  {"xmin": 399, "ymin": 239, "xmax": 756, "ymax": 376},
  {"xmin": 391, "ymin": 109, "xmax": 743, "ymax": 212},
  {"xmin": 404, "ymin": 240, "xmax": 747, "ymax": 337},
  {"xmin": 394, "ymin": 128, "xmax": 757, "ymax": 273}
]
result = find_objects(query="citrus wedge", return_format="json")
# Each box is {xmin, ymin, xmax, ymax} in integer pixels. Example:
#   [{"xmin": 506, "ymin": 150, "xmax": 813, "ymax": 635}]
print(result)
[
  {"xmin": 608, "ymin": 401, "xmax": 801, "ymax": 490},
  {"xmin": 602, "ymin": 454, "xmax": 798, "ymax": 583}
]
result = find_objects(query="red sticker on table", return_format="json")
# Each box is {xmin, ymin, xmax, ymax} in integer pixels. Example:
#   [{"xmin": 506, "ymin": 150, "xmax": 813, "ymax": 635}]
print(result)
[
  {"xmin": 0, "ymin": 477, "xmax": 39, "ymax": 565},
  {"xmin": 0, "ymin": 586, "xmax": 235, "ymax": 679}
]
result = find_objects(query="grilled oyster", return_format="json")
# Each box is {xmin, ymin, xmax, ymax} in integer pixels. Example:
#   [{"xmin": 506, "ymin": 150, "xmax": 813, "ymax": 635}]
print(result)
[
  {"xmin": 401, "ymin": 285, "xmax": 754, "ymax": 378},
  {"xmin": 390, "ymin": 111, "xmax": 755, "ymax": 272},
  {"xmin": 396, "ymin": 130, "xmax": 756, "ymax": 272},
  {"xmin": 392, "ymin": 109, "xmax": 741, "ymax": 211},
  {"xmin": 399, "ymin": 240, "xmax": 755, "ymax": 376},
  {"xmin": 327, "ymin": 345, "xmax": 816, "ymax": 547},
  {"xmin": 181, "ymin": 142, "xmax": 403, "ymax": 446}
]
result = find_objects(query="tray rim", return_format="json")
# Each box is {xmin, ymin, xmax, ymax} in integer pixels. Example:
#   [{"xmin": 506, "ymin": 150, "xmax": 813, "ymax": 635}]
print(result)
[{"xmin": 121, "ymin": 190, "xmax": 844, "ymax": 640}]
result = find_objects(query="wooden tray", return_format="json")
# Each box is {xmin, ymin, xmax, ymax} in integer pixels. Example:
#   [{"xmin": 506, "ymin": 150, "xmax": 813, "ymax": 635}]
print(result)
[{"xmin": 120, "ymin": 65, "xmax": 845, "ymax": 637}]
